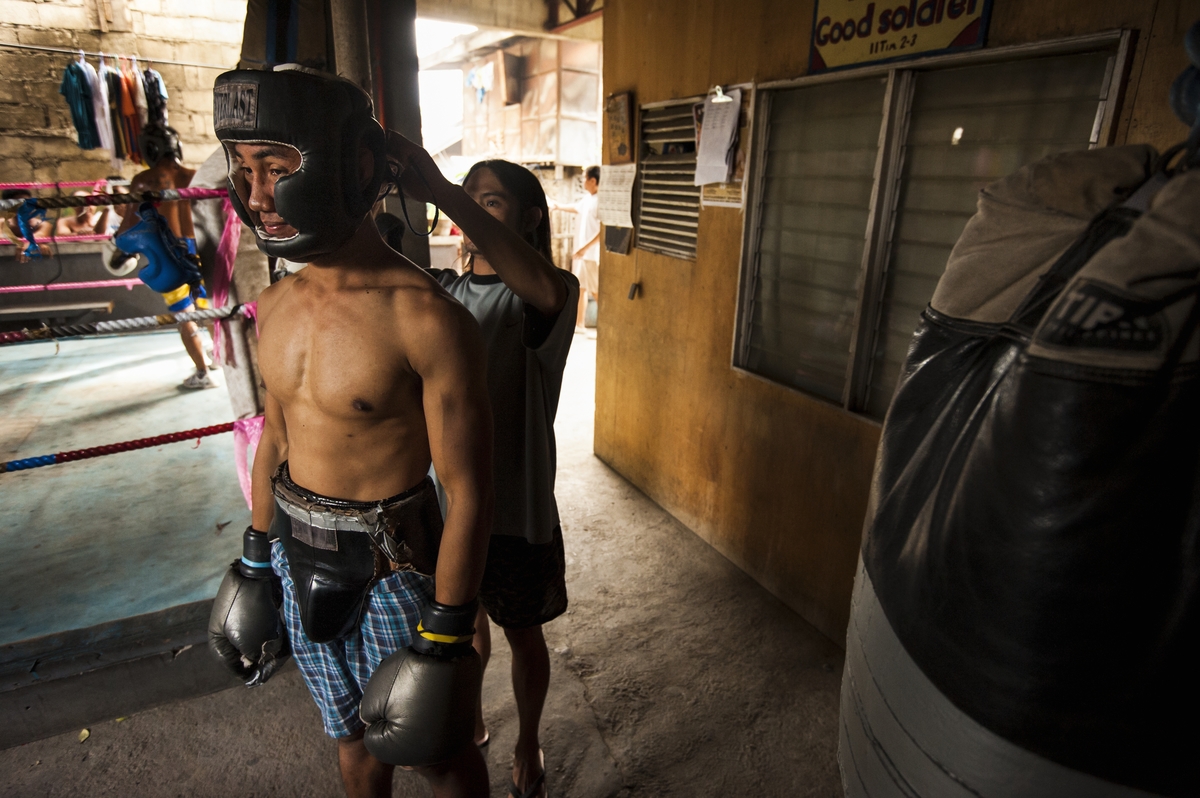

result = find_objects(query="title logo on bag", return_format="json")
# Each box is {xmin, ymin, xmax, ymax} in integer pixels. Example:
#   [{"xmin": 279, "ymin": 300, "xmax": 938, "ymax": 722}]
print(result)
[
  {"xmin": 214, "ymin": 83, "xmax": 258, "ymax": 130},
  {"xmin": 1037, "ymin": 280, "xmax": 1166, "ymax": 352}
]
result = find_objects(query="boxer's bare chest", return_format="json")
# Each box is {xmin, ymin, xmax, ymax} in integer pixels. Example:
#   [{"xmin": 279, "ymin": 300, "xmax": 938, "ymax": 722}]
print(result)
[{"xmin": 259, "ymin": 278, "xmax": 422, "ymax": 423}]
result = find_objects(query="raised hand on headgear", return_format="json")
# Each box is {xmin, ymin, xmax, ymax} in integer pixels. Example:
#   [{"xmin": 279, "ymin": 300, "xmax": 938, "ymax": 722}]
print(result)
[
  {"xmin": 386, "ymin": 132, "xmax": 448, "ymax": 205},
  {"xmin": 208, "ymin": 526, "xmax": 290, "ymax": 687}
]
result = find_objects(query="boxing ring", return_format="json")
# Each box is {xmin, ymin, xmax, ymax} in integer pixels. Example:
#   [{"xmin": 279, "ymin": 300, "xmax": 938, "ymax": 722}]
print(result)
[
  {"xmin": 0, "ymin": 333, "xmax": 250, "ymax": 638},
  {"xmin": 0, "ymin": 166, "xmax": 266, "ymax": 747}
]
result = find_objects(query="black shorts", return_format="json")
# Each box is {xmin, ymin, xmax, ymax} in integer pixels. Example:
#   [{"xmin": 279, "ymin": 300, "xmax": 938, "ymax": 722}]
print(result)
[{"xmin": 479, "ymin": 525, "xmax": 568, "ymax": 629}]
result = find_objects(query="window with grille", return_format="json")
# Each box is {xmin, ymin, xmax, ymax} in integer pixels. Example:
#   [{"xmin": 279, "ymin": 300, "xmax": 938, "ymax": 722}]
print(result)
[
  {"xmin": 735, "ymin": 35, "xmax": 1128, "ymax": 419},
  {"xmin": 635, "ymin": 99, "xmax": 702, "ymax": 260}
]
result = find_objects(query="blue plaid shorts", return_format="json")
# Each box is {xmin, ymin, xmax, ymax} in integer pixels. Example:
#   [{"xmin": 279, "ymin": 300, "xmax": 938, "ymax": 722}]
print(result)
[{"xmin": 271, "ymin": 542, "xmax": 434, "ymax": 738}]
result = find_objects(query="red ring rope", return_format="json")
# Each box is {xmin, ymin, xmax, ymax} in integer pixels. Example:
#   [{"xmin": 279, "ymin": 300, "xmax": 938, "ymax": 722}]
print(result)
[{"xmin": 1, "ymin": 422, "xmax": 234, "ymax": 473}]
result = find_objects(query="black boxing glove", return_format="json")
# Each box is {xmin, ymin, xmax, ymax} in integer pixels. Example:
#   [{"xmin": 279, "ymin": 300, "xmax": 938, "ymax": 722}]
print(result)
[
  {"xmin": 207, "ymin": 527, "xmax": 290, "ymax": 687},
  {"xmin": 360, "ymin": 599, "xmax": 482, "ymax": 767}
]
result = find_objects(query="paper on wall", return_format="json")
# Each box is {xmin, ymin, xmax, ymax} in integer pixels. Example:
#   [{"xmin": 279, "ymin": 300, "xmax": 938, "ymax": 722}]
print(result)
[
  {"xmin": 598, "ymin": 163, "xmax": 636, "ymax": 227},
  {"xmin": 694, "ymin": 88, "xmax": 741, "ymax": 186}
]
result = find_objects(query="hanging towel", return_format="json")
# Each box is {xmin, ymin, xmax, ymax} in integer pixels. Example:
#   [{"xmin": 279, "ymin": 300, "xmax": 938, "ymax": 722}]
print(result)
[
  {"xmin": 83, "ymin": 59, "xmax": 115, "ymax": 160},
  {"xmin": 131, "ymin": 58, "xmax": 149, "ymax": 126},
  {"xmin": 103, "ymin": 65, "xmax": 127, "ymax": 161},
  {"xmin": 119, "ymin": 65, "xmax": 142, "ymax": 164},
  {"xmin": 59, "ymin": 61, "xmax": 100, "ymax": 150}
]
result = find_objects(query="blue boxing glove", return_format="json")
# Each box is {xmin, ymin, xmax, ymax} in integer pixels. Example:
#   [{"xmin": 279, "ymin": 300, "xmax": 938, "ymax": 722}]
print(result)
[{"xmin": 114, "ymin": 203, "xmax": 205, "ymax": 305}]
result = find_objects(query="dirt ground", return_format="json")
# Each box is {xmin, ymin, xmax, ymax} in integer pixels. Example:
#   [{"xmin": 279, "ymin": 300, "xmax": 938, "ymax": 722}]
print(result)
[{"xmin": 0, "ymin": 335, "xmax": 845, "ymax": 797}]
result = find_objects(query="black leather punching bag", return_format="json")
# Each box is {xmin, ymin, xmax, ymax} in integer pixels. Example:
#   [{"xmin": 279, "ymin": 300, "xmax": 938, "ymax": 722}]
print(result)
[{"xmin": 839, "ymin": 144, "xmax": 1200, "ymax": 798}]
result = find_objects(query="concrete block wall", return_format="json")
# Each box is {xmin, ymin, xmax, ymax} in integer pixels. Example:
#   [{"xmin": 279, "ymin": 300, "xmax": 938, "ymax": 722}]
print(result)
[{"xmin": 0, "ymin": 0, "xmax": 247, "ymax": 183}]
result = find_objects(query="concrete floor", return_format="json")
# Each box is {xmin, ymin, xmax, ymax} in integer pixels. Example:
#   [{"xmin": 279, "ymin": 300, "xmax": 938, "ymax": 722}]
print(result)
[
  {"xmin": 0, "ymin": 333, "xmax": 845, "ymax": 797},
  {"xmin": 0, "ymin": 332, "xmax": 247, "ymax": 644}
]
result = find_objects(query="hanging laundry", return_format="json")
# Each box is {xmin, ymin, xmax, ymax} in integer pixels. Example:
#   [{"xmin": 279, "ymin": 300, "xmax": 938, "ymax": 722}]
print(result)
[
  {"xmin": 119, "ymin": 60, "xmax": 143, "ymax": 164},
  {"xmin": 83, "ymin": 55, "xmax": 115, "ymax": 162},
  {"xmin": 60, "ymin": 58, "xmax": 100, "ymax": 150},
  {"xmin": 130, "ymin": 57, "xmax": 149, "ymax": 126},
  {"xmin": 102, "ymin": 62, "xmax": 127, "ymax": 163},
  {"xmin": 143, "ymin": 66, "xmax": 169, "ymax": 128}
]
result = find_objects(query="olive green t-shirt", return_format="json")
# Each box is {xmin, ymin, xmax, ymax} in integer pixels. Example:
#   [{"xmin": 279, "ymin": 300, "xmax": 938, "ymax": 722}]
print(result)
[{"xmin": 429, "ymin": 268, "xmax": 579, "ymax": 545}]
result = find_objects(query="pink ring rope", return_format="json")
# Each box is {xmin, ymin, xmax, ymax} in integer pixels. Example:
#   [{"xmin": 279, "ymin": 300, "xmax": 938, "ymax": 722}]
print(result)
[
  {"xmin": 0, "ymin": 279, "xmax": 144, "ymax": 294},
  {"xmin": 1, "ymin": 234, "xmax": 113, "ymax": 245},
  {"xmin": 0, "ymin": 181, "xmax": 129, "ymax": 190}
]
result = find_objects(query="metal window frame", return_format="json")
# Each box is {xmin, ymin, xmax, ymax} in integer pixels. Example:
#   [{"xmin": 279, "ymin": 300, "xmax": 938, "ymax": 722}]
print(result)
[
  {"xmin": 732, "ymin": 29, "xmax": 1133, "ymax": 415},
  {"xmin": 843, "ymin": 69, "xmax": 913, "ymax": 410},
  {"xmin": 634, "ymin": 85, "xmax": 756, "ymax": 262},
  {"xmin": 634, "ymin": 94, "xmax": 705, "ymax": 261},
  {"xmin": 733, "ymin": 87, "xmax": 775, "ymax": 366}
]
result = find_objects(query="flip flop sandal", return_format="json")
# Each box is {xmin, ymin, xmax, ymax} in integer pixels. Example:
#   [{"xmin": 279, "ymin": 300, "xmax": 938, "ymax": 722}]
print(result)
[
  {"xmin": 475, "ymin": 731, "xmax": 490, "ymax": 749},
  {"xmin": 509, "ymin": 770, "xmax": 546, "ymax": 798}
]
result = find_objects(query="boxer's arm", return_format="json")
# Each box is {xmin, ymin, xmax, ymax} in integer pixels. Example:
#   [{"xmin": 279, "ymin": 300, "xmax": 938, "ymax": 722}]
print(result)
[
  {"xmin": 409, "ymin": 295, "xmax": 494, "ymax": 606},
  {"xmin": 114, "ymin": 173, "xmax": 153, "ymax": 236},
  {"xmin": 387, "ymin": 132, "xmax": 567, "ymax": 317},
  {"xmin": 251, "ymin": 390, "xmax": 287, "ymax": 532},
  {"xmin": 250, "ymin": 282, "xmax": 287, "ymax": 530}
]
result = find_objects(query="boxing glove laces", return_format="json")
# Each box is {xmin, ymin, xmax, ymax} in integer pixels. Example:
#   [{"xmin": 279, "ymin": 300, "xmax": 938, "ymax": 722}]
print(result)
[
  {"xmin": 360, "ymin": 599, "xmax": 482, "ymax": 767},
  {"xmin": 207, "ymin": 527, "xmax": 290, "ymax": 687}
]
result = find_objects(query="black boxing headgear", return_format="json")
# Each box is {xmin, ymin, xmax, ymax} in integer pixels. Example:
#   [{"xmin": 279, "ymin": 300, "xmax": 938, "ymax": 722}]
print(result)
[
  {"xmin": 140, "ymin": 125, "xmax": 182, "ymax": 168},
  {"xmin": 212, "ymin": 65, "xmax": 388, "ymax": 261}
]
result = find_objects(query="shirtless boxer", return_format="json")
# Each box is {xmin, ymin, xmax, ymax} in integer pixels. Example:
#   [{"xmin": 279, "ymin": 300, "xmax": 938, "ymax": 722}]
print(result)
[
  {"xmin": 113, "ymin": 124, "xmax": 212, "ymax": 388},
  {"xmin": 205, "ymin": 66, "xmax": 494, "ymax": 798}
]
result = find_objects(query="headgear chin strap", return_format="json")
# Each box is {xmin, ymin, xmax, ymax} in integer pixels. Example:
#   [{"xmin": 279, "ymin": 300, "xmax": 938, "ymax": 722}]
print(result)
[{"xmin": 213, "ymin": 65, "xmax": 388, "ymax": 261}]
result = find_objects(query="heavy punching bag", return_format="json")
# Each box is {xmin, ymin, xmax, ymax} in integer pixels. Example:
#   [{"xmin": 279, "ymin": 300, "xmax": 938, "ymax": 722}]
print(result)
[{"xmin": 839, "ymin": 140, "xmax": 1200, "ymax": 798}]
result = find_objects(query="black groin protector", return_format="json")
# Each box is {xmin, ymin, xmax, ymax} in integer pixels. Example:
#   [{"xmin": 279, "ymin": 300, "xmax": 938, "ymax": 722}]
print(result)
[
  {"xmin": 861, "ymin": 145, "xmax": 1200, "ymax": 797},
  {"xmin": 272, "ymin": 469, "xmax": 444, "ymax": 645},
  {"xmin": 212, "ymin": 65, "xmax": 386, "ymax": 262}
]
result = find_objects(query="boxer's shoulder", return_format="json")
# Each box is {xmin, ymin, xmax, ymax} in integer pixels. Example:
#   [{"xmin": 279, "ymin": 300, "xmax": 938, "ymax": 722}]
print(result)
[
  {"xmin": 129, "ymin": 167, "xmax": 173, "ymax": 191},
  {"xmin": 255, "ymin": 274, "xmax": 292, "ymax": 322}
]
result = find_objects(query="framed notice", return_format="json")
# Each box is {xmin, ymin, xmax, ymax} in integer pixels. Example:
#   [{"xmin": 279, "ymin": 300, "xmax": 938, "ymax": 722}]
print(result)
[
  {"xmin": 605, "ymin": 92, "xmax": 634, "ymax": 165},
  {"xmin": 809, "ymin": 0, "xmax": 992, "ymax": 72}
]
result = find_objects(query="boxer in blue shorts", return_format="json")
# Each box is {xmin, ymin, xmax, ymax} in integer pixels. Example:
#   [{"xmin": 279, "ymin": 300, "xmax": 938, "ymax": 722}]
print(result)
[
  {"xmin": 205, "ymin": 66, "xmax": 497, "ymax": 798},
  {"xmin": 112, "ymin": 124, "xmax": 214, "ymax": 389}
]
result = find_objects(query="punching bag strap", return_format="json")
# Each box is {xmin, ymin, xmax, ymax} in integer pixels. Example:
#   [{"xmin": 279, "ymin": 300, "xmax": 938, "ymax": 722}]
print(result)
[{"xmin": 1008, "ymin": 172, "xmax": 1171, "ymax": 331}]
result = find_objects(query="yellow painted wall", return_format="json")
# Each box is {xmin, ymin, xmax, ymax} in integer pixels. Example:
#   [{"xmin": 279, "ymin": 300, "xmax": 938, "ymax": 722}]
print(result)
[{"xmin": 596, "ymin": 0, "xmax": 1199, "ymax": 644}]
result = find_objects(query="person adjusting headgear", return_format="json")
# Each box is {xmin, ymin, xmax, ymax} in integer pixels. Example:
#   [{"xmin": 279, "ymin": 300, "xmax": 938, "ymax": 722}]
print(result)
[{"xmin": 212, "ymin": 64, "xmax": 495, "ymax": 798}]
